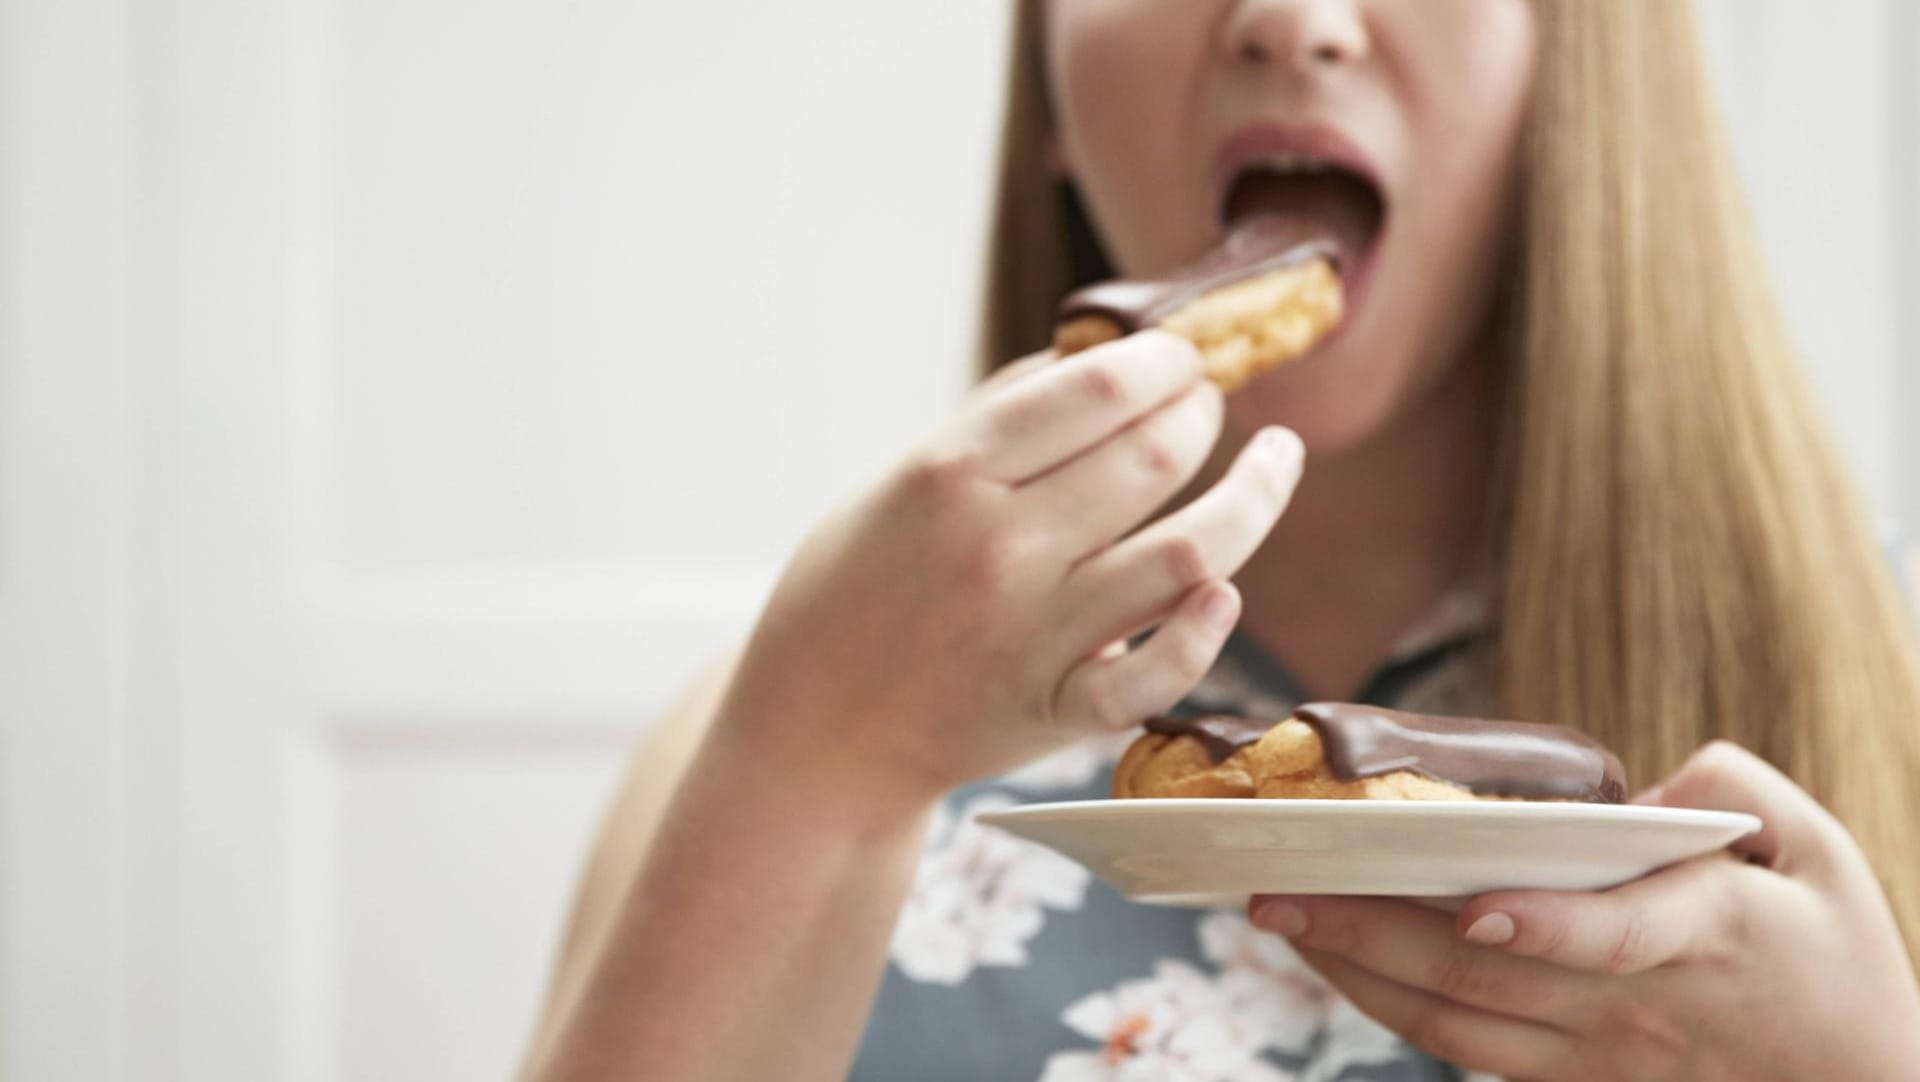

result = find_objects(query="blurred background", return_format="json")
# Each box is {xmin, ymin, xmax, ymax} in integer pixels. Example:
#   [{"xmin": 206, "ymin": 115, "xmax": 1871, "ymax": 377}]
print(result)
[{"xmin": 2, "ymin": 0, "xmax": 1917, "ymax": 1079}]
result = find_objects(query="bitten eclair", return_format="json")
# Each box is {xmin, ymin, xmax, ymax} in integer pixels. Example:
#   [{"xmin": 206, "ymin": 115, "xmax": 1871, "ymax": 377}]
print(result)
[{"xmin": 1053, "ymin": 219, "xmax": 1344, "ymax": 393}]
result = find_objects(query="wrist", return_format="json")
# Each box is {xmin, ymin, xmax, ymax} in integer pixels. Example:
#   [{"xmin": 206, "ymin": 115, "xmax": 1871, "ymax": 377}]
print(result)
[
  {"xmin": 556, "ymin": 680, "xmax": 944, "ymax": 1082},
  {"xmin": 701, "ymin": 677, "xmax": 951, "ymax": 839}
]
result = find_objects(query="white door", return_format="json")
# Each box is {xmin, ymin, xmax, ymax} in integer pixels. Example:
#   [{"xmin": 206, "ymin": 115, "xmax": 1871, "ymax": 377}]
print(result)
[{"xmin": 1, "ymin": 1, "xmax": 1912, "ymax": 1080}]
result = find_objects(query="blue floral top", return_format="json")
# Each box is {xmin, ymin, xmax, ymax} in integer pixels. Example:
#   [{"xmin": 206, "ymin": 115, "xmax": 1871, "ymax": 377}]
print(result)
[{"xmin": 852, "ymin": 587, "xmax": 1505, "ymax": 1081}]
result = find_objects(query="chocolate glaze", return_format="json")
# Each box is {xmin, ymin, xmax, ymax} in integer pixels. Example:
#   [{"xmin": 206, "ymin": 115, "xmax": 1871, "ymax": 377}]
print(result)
[
  {"xmin": 1057, "ymin": 218, "xmax": 1338, "ymax": 333},
  {"xmin": 1145, "ymin": 704, "xmax": 1628, "ymax": 803},
  {"xmin": 1295, "ymin": 703, "xmax": 1627, "ymax": 803},
  {"xmin": 1145, "ymin": 714, "xmax": 1272, "ymax": 764}
]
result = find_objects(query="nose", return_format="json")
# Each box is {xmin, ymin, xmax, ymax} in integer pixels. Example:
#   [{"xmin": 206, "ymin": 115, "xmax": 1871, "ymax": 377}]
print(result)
[{"xmin": 1223, "ymin": 0, "xmax": 1369, "ymax": 70}]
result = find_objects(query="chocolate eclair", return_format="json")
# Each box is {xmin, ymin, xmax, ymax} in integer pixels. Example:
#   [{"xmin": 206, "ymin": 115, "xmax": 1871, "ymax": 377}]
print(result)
[
  {"xmin": 1053, "ymin": 219, "xmax": 1343, "ymax": 393},
  {"xmin": 1111, "ymin": 703, "xmax": 1627, "ymax": 804}
]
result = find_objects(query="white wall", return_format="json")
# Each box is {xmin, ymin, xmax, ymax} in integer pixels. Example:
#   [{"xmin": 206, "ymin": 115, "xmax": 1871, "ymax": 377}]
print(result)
[
  {"xmin": 1695, "ymin": 0, "xmax": 1910, "ymax": 533},
  {"xmin": 1, "ymin": 2, "xmax": 1010, "ymax": 1080},
  {"xmin": 1, "ymin": 2, "xmax": 1915, "ymax": 1080}
]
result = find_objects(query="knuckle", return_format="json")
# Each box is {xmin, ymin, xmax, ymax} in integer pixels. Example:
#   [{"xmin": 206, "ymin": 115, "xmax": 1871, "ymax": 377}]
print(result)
[
  {"xmin": 1430, "ymin": 946, "xmax": 1498, "ymax": 1005},
  {"xmin": 1529, "ymin": 908, "xmax": 1573, "ymax": 963},
  {"xmin": 1601, "ymin": 912, "xmax": 1650, "ymax": 975},
  {"xmin": 959, "ymin": 527, "xmax": 1027, "ymax": 596},
  {"xmin": 1077, "ymin": 363, "xmax": 1132, "ymax": 411},
  {"xmin": 1158, "ymin": 535, "xmax": 1212, "ymax": 589},
  {"xmin": 1129, "ymin": 428, "xmax": 1185, "ymax": 483},
  {"xmin": 897, "ymin": 447, "xmax": 980, "ymax": 504}
]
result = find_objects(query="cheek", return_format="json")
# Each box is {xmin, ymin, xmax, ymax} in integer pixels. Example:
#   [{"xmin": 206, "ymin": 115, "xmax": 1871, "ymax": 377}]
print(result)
[
  {"xmin": 1047, "ymin": 2, "xmax": 1213, "ymax": 267},
  {"xmin": 1048, "ymin": 2, "xmax": 1196, "ymax": 149},
  {"xmin": 1379, "ymin": 4, "xmax": 1537, "ymax": 390},
  {"xmin": 1432, "ymin": 10, "xmax": 1535, "ymax": 214}
]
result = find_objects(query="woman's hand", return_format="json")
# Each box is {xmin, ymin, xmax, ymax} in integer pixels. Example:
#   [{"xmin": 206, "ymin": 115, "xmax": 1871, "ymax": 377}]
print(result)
[
  {"xmin": 1248, "ymin": 741, "xmax": 1920, "ymax": 1081},
  {"xmin": 532, "ymin": 336, "xmax": 1304, "ymax": 1082},
  {"xmin": 720, "ymin": 331, "xmax": 1303, "ymax": 803}
]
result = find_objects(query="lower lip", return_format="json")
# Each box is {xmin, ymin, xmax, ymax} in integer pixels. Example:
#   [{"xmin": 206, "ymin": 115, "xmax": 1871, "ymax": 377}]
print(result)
[{"xmin": 1314, "ymin": 227, "xmax": 1383, "ymax": 354}]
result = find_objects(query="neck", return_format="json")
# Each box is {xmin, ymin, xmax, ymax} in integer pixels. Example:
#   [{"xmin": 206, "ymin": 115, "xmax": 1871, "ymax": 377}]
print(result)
[{"xmin": 1210, "ymin": 357, "xmax": 1498, "ymax": 700}]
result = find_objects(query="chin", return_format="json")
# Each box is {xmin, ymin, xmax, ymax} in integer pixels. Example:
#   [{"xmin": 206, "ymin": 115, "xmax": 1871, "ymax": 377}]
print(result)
[{"xmin": 1223, "ymin": 341, "xmax": 1415, "ymax": 458}]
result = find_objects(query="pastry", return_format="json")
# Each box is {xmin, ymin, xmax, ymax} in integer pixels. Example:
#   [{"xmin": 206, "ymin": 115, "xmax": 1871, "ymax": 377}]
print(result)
[
  {"xmin": 1053, "ymin": 219, "xmax": 1343, "ymax": 393},
  {"xmin": 1112, "ymin": 703, "xmax": 1627, "ymax": 804}
]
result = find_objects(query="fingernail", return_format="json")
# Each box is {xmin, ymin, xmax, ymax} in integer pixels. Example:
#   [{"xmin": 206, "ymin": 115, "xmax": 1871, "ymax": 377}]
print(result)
[
  {"xmin": 1254, "ymin": 427, "xmax": 1304, "ymax": 479},
  {"xmin": 1254, "ymin": 900, "xmax": 1309, "ymax": 938},
  {"xmin": 1463, "ymin": 912, "xmax": 1516, "ymax": 946},
  {"xmin": 1201, "ymin": 583, "xmax": 1239, "ymax": 631},
  {"xmin": 1255, "ymin": 426, "xmax": 1301, "ymax": 459}
]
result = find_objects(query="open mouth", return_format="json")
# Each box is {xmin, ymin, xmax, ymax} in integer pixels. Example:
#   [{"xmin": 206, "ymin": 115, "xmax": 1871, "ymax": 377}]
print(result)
[{"xmin": 1219, "ymin": 156, "xmax": 1387, "ymax": 276}]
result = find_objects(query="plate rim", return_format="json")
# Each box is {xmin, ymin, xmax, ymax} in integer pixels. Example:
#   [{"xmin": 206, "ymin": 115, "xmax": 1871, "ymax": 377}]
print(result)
[{"xmin": 977, "ymin": 797, "xmax": 1761, "ymax": 835}]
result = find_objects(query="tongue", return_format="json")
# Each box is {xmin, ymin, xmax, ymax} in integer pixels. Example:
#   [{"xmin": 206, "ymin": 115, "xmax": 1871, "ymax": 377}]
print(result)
[{"xmin": 1225, "ymin": 172, "xmax": 1381, "ymax": 271}]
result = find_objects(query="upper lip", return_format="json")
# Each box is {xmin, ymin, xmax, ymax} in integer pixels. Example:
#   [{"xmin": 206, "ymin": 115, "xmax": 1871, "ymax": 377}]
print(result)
[{"xmin": 1211, "ymin": 121, "xmax": 1387, "ymax": 224}]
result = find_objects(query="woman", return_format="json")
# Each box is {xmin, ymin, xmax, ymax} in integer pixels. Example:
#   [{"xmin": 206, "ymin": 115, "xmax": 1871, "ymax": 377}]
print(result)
[{"xmin": 523, "ymin": 1, "xmax": 1920, "ymax": 1079}]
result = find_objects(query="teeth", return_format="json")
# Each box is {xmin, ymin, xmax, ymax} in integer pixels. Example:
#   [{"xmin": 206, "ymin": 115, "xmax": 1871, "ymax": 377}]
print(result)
[{"xmin": 1252, "ymin": 152, "xmax": 1334, "ymax": 174}]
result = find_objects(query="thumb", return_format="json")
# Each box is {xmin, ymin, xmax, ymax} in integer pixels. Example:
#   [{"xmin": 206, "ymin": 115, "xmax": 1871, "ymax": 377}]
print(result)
[{"xmin": 1641, "ymin": 740, "xmax": 1839, "ymax": 877}]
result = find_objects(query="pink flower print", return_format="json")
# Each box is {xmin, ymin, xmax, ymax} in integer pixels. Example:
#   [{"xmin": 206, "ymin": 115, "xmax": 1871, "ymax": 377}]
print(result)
[
  {"xmin": 1300, "ymin": 998, "xmax": 1407, "ymax": 1082},
  {"xmin": 889, "ymin": 792, "xmax": 1090, "ymax": 986},
  {"xmin": 1040, "ymin": 960, "xmax": 1295, "ymax": 1082}
]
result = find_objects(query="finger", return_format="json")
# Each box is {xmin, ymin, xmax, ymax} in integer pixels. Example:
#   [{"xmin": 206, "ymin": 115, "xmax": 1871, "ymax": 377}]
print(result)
[
  {"xmin": 1294, "ymin": 946, "xmax": 1572, "ymax": 1080},
  {"xmin": 940, "ymin": 330, "xmax": 1204, "ymax": 484},
  {"xmin": 1015, "ymin": 379, "xmax": 1221, "ymax": 560},
  {"xmin": 1247, "ymin": 894, "xmax": 1599, "ymax": 1026},
  {"xmin": 1060, "ymin": 427, "xmax": 1301, "ymax": 652},
  {"xmin": 974, "ymin": 350, "xmax": 1054, "ymax": 394},
  {"xmin": 1640, "ymin": 739, "xmax": 1842, "ymax": 875},
  {"xmin": 1455, "ymin": 851, "xmax": 1777, "ymax": 975},
  {"xmin": 1052, "ymin": 580, "xmax": 1240, "ymax": 731}
]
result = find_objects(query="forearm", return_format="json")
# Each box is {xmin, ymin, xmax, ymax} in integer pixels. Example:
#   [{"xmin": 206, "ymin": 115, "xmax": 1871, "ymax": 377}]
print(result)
[{"xmin": 527, "ymin": 709, "xmax": 938, "ymax": 1082}]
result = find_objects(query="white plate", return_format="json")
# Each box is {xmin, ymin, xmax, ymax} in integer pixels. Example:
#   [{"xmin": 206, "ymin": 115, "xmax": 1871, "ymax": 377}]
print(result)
[{"xmin": 978, "ymin": 798, "xmax": 1760, "ymax": 909}]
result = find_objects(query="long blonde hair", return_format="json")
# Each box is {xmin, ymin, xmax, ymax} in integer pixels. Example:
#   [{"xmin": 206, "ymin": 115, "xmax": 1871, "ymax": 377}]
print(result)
[{"xmin": 982, "ymin": 0, "xmax": 1920, "ymax": 952}]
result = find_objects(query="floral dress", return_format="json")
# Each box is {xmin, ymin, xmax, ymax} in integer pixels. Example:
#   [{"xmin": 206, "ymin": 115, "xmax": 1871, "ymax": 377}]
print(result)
[{"xmin": 851, "ymin": 589, "xmax": 1503, "ymax": 1081}]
